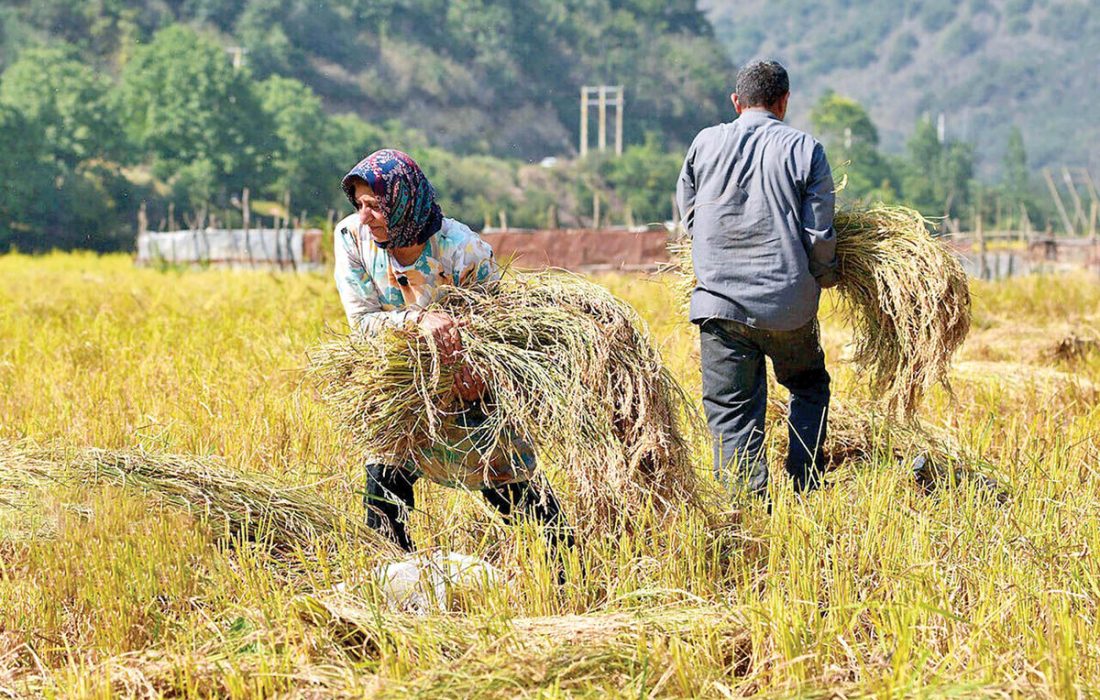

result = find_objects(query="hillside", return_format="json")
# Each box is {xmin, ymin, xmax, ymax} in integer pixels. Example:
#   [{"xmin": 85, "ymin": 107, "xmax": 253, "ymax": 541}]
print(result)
[
  {"xmin": 0, "ymin": 0, "xmax": 732, "ymax": 160},
  {"xmin": 702, "ymin": 0, "xmax": 1099, "ymax": 172}
]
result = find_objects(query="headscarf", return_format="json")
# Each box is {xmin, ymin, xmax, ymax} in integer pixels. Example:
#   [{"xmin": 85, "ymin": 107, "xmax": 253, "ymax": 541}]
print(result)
[{"xmin": 341, "ymin": 149, "xmax": 443, "ymax": 249}]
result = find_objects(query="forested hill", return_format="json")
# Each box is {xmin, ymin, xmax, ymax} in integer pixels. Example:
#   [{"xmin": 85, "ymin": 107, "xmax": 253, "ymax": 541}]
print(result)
[
  {"xmin": 0, "ymin": 0, "xmax": 732, "ymax": 159},
  {"xmin": 702, "ymin": 0, "xmax": 1100, "ymax": 171}
]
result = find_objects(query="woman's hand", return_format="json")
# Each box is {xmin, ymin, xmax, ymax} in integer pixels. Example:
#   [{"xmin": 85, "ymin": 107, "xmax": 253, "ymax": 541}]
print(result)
[
  {"xmin": 417, "ymin": 311, "xmax": 465, "ymax": 364},
  {"xmin": 453, "ymin": 363, "xmax": 486, "ymax": 402}
]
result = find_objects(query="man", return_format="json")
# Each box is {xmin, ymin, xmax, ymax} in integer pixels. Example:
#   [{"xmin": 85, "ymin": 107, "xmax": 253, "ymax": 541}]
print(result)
[{"xmin": 676, "ymin": 60, "xmax": 838, "ymax": 499}]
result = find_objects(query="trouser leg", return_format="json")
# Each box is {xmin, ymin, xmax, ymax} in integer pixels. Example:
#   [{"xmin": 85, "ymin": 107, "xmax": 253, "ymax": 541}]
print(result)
[
  {"xmin": 364, "ymin": 463, "xmax": 419, "ymax": 552},
  {"xmin": 481, "ymin": 480, "xmax": 575, "ymax": 550},
  {"xmin": 699, "ymin": 318, "xmax": 769, "ymax": 497},
  {"xmin": 769, "ymin": 320, "xmax": 830, "ymax": 493}
]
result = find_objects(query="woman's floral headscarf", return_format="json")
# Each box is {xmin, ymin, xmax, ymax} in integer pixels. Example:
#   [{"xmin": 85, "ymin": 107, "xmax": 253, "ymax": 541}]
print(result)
[{"xmin": 341, "ymin": 149, "xmax": 443, "ymax": 249}]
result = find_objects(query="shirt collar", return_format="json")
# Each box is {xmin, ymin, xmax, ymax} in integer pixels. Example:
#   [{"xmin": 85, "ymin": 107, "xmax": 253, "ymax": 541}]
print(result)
[{"xmin": 735, "ymin": 109, "xmax": 781, "ymax": 124}]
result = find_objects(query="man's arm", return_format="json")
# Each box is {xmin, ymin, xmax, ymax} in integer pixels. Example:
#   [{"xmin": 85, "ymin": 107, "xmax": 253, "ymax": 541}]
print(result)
[
  {"xmin": 801, "ymin": 143, "xmax": 839, "ymax": 289},
  {"xmin": 333, "ymin": 226, "xmax": 418, "ymax": 334},
  {"xmin": 675, "ymin": 140, "xmax": 698, "ymax": 235}
]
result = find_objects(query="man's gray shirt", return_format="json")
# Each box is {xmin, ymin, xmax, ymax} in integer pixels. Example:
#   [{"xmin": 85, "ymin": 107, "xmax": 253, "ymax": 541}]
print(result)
[{"xmin": 677, "ymin": 110, "xmax": 838, "ymax": 331}]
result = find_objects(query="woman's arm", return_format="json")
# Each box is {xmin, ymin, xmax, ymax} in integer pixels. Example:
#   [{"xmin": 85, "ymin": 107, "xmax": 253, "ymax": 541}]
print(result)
[
  {"xmin": 333, "ymin": 225, "xmax": 419, "ymax": 334},
  {"xmin": 449, "ymin": 222, "xmax": 501, "ymax": 288}
]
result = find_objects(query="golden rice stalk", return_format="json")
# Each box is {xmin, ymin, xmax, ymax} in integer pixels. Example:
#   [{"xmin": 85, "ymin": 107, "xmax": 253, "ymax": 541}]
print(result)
[
  {"xmin": 0, "ymin": 441, "xmax": 394, "ymax": 555},
  {"xmin": 309, "ymin": 271, "xmax": 712, "ymax": 534},
  {"xmin": 669, "ymin": 204, "xmax": 971, "ymax": 419},
  {"xmin": 296, "ymin": 591, "xmax": 750, "ymax": 679}
]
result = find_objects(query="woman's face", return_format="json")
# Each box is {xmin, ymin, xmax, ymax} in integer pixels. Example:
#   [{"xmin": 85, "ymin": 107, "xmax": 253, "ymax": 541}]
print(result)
[{"xmin": 353, "ymin": 180, "xmax": 389, "ymax": 245}]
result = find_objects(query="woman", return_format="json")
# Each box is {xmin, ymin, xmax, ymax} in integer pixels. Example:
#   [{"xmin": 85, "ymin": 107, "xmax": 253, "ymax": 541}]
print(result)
[{"xmin": 334, "ymin": 149, "xmax": 571, "ymax": 553}]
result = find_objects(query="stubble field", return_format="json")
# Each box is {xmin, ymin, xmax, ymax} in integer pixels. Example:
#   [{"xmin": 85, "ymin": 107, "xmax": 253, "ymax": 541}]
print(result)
[{"xmin": 1, "ymin": 253, "xmax": 1099, "ymax": 697}]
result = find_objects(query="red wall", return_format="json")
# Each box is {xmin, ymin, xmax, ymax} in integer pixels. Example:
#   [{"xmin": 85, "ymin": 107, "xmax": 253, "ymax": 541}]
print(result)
[{"xmin": 481, "ymin": 228, "xmax": 671, "ymax": 271}]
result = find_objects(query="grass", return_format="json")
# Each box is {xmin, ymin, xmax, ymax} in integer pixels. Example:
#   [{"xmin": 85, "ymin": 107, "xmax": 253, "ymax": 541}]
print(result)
[{"xmin": 1, "ymin": 251, "xmax": 1099, "ymax": 697}]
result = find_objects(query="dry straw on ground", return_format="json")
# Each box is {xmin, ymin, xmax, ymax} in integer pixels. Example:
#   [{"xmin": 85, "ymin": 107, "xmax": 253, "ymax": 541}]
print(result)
[
  {"xmin": 309, "ymin": 271, "xmax": 712, "ymax": 534},
  {"xmin": 296, "ymin": 591, "xmax": 751, "ymax": 692},
  {"xmin": 0, "ymin": 441, "xmax": 392, "ymax": 555},
  {"xmin": 670, "ymin": 204, "xmax": 972, "ymax": 419}
]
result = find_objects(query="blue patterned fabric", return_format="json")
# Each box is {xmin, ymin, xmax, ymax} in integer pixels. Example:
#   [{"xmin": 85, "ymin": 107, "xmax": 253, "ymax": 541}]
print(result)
[{"xmin": 341, "ymin": 149, "xmax": 443, "ymax": 249}]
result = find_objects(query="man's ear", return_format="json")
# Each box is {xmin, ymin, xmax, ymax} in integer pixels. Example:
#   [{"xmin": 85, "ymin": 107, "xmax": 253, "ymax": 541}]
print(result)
[
  {"xmin": 776, "ymin": 92, "xmax": 791, "ymax": 119},
  {"xmin": 731, "ymin": 92, "xmax": 744, "ymax": 115}
]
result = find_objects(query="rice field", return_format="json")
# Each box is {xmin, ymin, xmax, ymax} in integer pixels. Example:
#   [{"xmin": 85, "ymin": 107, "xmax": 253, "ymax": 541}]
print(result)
[{"xmin": 1, "ymin": 252, "xmax": 1099, "ymax": 697}]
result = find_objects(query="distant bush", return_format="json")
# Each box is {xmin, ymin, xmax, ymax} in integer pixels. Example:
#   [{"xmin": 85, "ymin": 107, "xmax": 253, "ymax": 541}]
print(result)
[
  {"xmin": 920, "ymin": 0, "xmax": 958, "ymax": 31},
  {"xmin": 1039, "ymin": 2, "xmax": 1092, "ymax": 41},
  {"xmin": 939, "ymin": 22, "xmax": 986, "ymax": 56},
  {"xmin": 887, "ymin": 32, "xmax": 919, "ymax": 71}
]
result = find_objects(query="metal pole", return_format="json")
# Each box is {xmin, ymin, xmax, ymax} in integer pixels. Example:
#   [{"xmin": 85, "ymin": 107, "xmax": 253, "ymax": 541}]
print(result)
[
  {"xmin": 598, "ymin": 87, "xmax": 607, "ymax": 152},
  {"xmin": 614, "ymin": 86, "xmax": 624, "ymax": 156},
  {"xmin": 579, "ymin": 87, "xmax": 589, "ymax": 157}
]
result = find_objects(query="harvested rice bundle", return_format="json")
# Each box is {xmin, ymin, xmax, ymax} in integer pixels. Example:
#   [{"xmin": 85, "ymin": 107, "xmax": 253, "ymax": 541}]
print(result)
[
  {"xmin": 669, "ymin": 204, "xmax": 971, "ymax": 419},
  {"xmin": 310, "ymin": 271, "xmax": 709, "ymax": 533},
  {"xmin": 296, "ymin": 590, "xmax": 749, "ymax": 670},
  {"xmin": 0, "ymin": 442, "xmax": 393, "ymax": 555},
  {"xmin": 835, "ymin": 206, "xmax": 970, "ymax": 417}
]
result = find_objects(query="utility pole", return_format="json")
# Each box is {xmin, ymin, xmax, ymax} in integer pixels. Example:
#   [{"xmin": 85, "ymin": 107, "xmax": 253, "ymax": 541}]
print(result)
[
  {"xmin": 1043, "ymin": 168, "xmax": 1075, "ymax": 236},
  {"xmin": 1062, "ymin": 168, "xmax": 1087, "ymax": 232},
  {"xmin": 579, "ymin": 86, "xmax": 624, "ymax": 157},
  {"xmin": 226, "ymin": 46, "xmax": 248, "ymax": 70}
]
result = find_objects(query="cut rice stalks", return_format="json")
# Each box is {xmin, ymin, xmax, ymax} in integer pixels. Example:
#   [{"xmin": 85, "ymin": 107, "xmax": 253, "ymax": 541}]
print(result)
[
  {"xmin": 310, "ymin": 271, "xmax": 713, "ymax": 535},
  {"xmin": 0, "ymin": 441, "xmax": 394, "ymax": 556}
]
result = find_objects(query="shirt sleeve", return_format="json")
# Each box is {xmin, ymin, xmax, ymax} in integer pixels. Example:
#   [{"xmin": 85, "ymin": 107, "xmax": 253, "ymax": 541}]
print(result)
[
  {"xmin": 333, "ymin": 225, "xmax": 418, "ymax": 335},
  {"xmin": 675, "ymin": 139, "xmax": 698, "ymax": 236},
  {"xmin": 450, "ymin": 224, "xmax": 501, "ymax": 287},
  {"xmin": 801, "ymin": 142, "xmax": 839, "ymax": 289}
]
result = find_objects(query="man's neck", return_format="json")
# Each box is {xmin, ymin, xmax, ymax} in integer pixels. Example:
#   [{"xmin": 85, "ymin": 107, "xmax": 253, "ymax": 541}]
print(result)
[{"xmin": 742, "ymin": 106, "xmax": 779, "ymax": 119}]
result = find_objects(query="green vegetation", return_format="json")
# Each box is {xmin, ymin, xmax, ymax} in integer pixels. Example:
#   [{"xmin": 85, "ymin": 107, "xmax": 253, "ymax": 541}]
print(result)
[
  {"xmin": 702, "ymin": 0, "xmax": 1100, "ymax": 172},
  {"xmin": 0, "ymin": 1, "xmax": 1084, "ymax": 250}
]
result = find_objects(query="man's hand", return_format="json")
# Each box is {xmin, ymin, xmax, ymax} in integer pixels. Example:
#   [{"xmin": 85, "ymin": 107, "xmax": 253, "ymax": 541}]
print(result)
[
  {"xmin": 454, "ymin": 362, "xmax": 486, "ymax": 402},
  {"xmin": 417, "ymin": 311, "xmax": 465, "ymax": 364}
]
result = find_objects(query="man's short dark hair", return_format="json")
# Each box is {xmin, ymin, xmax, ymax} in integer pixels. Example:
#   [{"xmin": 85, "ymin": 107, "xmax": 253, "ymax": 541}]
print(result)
[{"xmin": 735, "ymin": 60, "xmax": 790, "ymax": 109}]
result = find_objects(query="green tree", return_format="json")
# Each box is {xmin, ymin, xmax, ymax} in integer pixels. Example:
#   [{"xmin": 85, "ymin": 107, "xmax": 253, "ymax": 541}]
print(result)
[
  {"xmin": 901, "ymin": 118, "xmax": 973, "ymax": 219},
  {"xmin": 809, "ymin": 93, "xmax": 897, "ymax": 201},
  {"xmin": 257, "ymin": 75, "xmax": 330, "ymax": 210},
  {"xmin": 0, "ymin": 46, "xmax": 125, "ymax": 168},
  {"xmin": 1001, "ymin": 126, "xmax": 1029, "ymax": 203},
  {"xmin": 116, "ymin": 25, "xmax": 270, "ymax": 204},
  {"xmin": 0, "ymin": 105, "xmax": 50, "ymax": 250},
  {"xmin": 595, "ymin": 132, "xmax": 683, "ymax": 224}
]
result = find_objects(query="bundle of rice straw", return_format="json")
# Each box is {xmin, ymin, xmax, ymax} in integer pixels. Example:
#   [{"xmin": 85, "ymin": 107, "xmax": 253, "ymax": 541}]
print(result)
[
  {"xmin": 0, "ymin": 441, "xmax": 392, "ymax": 555},
  {"xmin": 669, "ymin": 204, "xmax": 971, "ymax": 419},
  {"xmin": 310, "ymin": 271, "xmax": 708, "ymax": 533},
  {"xmin": 296, "ymin": 591, "xmax": 749, "ymax": 672}
]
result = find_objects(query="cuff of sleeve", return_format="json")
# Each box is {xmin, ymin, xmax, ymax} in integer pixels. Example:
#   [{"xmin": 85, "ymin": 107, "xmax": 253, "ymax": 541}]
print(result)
[{"xmin": 814, "ymin": 269, "xmax": 840, "ymax": 289}]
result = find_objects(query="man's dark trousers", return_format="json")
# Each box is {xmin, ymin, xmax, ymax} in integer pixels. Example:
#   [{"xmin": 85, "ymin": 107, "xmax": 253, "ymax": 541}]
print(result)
[{"xmin": 699, "ymin": 317, "xmax": 830, "ymax": 497}]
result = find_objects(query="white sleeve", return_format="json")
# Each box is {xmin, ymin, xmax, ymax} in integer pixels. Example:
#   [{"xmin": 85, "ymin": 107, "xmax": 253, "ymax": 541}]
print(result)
[{"xmin": 333, "ymin": 225, "xmax": 417, "ymax": 335}]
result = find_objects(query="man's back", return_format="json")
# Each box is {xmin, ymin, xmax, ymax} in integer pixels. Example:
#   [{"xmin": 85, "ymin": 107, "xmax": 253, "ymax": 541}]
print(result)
[{"xmin": 677, "ymin": 110, "xmax": 837, "ymax": 331}]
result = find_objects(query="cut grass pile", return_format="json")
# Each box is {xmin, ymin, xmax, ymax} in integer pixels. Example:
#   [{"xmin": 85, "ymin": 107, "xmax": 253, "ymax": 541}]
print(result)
[
  {"xmin": 0, "ymin": 442, "xmax": 393, "ymax": 556},
  {"xmin": 309, "ymin": 271, "xmax": 713, "ymax": 535},
  {"xmin": 671, "ymin": 204, "xmax": 972, "ymax": 419}
]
